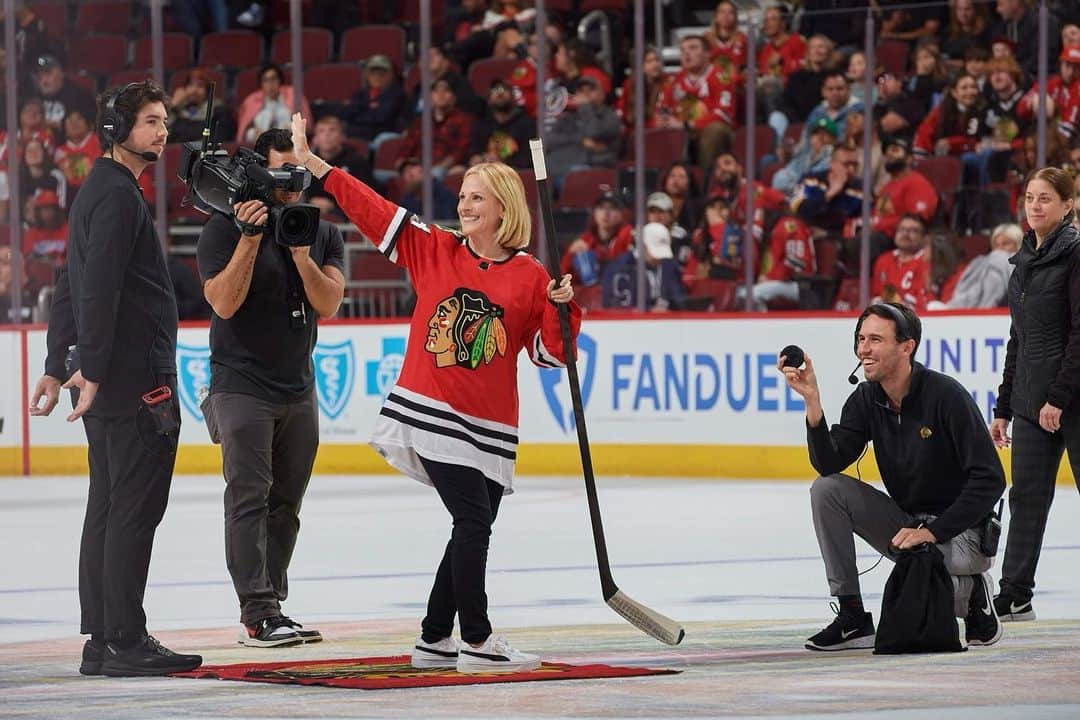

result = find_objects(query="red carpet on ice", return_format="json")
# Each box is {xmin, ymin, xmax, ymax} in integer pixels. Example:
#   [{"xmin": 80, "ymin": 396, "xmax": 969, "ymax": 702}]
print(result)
[{"xmin": 173, "ymin": 654, "xmax": 678, "ymax": 690}]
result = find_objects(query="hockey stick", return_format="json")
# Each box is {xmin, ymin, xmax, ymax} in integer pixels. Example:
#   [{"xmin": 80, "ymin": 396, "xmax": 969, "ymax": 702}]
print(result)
[{"xmin": 528, "ymin": 139, "xmax": 685, "ymax": 646}]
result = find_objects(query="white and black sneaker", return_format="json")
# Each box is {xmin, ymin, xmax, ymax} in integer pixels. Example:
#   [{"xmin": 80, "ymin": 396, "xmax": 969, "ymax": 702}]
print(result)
[
  {"xmin": 993, "ymin": 594, "xmax": 1036, "ymax": 622},
  {"xmin": 239, "ymin": 616, "xmax": 304, "ymax": 648},
  {"xmin": 411, "ymin": 636, "xmax": 459, "ymax": 669},
  {"xmin": 456, "ymin": 635, "xmax": 541, "ymax": 673},
  {"xmin": 805, "ymin": 605, "xmax": 876, "ymax": 651},
  {"xmin": 966, "ymin": 573, "xmax": 1002, "ymax": 646}
]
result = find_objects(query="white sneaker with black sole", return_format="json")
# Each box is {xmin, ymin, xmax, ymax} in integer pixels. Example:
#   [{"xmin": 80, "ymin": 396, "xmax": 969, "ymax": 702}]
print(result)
[
  {"xmin": 456, "ymin": 635, "xmax": 541, "ymax": 673},
  {"xmin": 239, "ymin": 616, "xmax": 304, "ymax": 648},
  {"xmin": 411, "ymin": 636, "xmax": 460, "ymax": 669}
]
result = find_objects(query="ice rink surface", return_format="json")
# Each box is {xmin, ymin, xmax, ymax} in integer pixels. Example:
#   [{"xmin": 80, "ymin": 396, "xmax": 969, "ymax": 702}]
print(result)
[{"xmin": 1, "ymin": 473, "xmax": 1078, "ymax": 719}]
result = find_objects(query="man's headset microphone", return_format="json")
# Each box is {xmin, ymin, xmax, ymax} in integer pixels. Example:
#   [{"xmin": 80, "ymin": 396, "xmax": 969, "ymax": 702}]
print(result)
[
  {"xmin": 101, "ymin": 83, "xmax": 161, "ymax": 163},
  {"xmin": 781, "ymin": 304, "xmax": 913, "ymax": 385}
]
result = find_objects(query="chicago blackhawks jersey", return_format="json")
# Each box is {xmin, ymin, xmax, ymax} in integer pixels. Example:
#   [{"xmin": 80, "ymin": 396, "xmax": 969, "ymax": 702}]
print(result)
[{"xmin": 323, "ymin": 169, "xmax": 582, "ymax": 492}]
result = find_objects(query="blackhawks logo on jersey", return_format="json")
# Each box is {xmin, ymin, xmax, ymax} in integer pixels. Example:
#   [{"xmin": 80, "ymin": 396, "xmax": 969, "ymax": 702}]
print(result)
[{"xmin": 425, "ymin": 288, "xmax": 508, "ymax": 369}]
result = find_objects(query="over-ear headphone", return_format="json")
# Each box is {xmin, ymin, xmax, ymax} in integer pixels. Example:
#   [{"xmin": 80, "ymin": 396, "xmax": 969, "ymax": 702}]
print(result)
[{"xmin": 101, "ymin": 82, "xmax": 141, "ymax": 146}]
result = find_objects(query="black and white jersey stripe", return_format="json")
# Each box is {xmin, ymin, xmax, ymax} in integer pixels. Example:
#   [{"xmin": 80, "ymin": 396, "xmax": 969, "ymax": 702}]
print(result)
[{"xmin": 381, "ymin": 389, "xmax": 518, "ymax": 460}]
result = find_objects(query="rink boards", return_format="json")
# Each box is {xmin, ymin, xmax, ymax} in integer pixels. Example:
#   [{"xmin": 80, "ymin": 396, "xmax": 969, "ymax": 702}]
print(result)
[{"xmin": 3, "ymin": 310, "xmax": 1060, "ymax": 480}]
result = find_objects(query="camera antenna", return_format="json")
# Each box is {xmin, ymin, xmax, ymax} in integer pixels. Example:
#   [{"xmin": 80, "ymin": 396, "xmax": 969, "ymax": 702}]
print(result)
[{"xmin": 201, "ymin": 80, "xmax": 217, "ymax": 153}]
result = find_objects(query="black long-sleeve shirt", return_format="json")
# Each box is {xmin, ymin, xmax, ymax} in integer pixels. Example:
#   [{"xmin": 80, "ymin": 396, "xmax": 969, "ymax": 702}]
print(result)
[
  {"xmin": 45, "ymin": 157, "xmax": 177, "ymax": 416},
  {"xmin": 807, "ymin": 363, "xmax": 1005, "ymax": 542}
]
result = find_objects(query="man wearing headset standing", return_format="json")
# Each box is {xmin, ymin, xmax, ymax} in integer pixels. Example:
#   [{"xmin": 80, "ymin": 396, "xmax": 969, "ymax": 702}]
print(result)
[
  {"xmin": 28, "ymin": 82, "xmax": 202, "ymax": 677},
  {"xmin": 779, "ymin": 303, "xmax": 1006, "ymax": 651}
]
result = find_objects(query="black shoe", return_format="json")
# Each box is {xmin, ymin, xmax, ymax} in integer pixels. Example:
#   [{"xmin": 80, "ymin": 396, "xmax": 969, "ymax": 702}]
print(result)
[
  {"xmin": 79, "ymin": 638, "xmax": 104, "ymax": 676},
  {"xmin": 966, "ymin": 573, "xmax": 1002, "ymax": 646},
  {"xmin": 806, "ymin": 604, "xmax": 875, "ymax": 651},
  {"xmin": 279, "ymin": 615, "xmax": 322, "ymax": 644},
  {"xmin": 993, "ymin": 593, "xmax": 1036, "ymax": 622},
  {"xmin": 100, "ymin": 635, "xmax": 202, "ymax": 677},
  {"xmin": 239, "ymin": 616, "xmax": 304, "ymax": 647}
]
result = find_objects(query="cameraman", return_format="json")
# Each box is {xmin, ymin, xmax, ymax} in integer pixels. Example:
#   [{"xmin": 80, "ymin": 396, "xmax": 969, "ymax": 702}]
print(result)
[
  {"xmin": 779, "ymin": 304, "xmax": 1006, "ymax": 651},
  {"xmin": 196, "ymin": 128, "xmax": 345, "ymax": 647},
  {"xmin": 27, "ymin": 81, "xmax": 202, "ymax": 676}
]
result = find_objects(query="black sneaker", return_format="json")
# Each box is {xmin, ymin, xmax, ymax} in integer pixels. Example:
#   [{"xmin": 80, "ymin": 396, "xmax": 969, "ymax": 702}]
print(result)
[
  {"xmin": 966, "ymin": 573, "xmax": 1002, "ymax": 646},
  {"xmin": 79, "ymin": 638, "xmax": 104, "ymax": 676},
  {"xmin": 100, "ymin": 635, "xmax": 202, "ymax": 677},
  {"xmin": 279, "ymin": 615, "xmax": 322, "ymax": 644},
  {"xmin": 239, "ymin": 616, "xmax": 304, "ymax": 647},
  {"xmin": 993, "ymin": 594, "xmax": 1036, "ymax": 622},
  {"xmin": 805, "ymin": 604, "xmax": 875, "ymax": 651}
]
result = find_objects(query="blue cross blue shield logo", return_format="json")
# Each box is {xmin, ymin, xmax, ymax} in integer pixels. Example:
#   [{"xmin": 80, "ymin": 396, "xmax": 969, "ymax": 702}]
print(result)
[
  {"xmin": 313, "ymin": 340, "xmax": 356, "ymax": 420},
  {"xmin": 539, "ymin": 332, "xmax": 597, "ymax": 433},
  {"xmin": 176, "ymin": 343, "xmax": 211, "ymax": 421},
  {"xmin": 365, "ymin": 337, "xmax": 406, "ymax": 400}
]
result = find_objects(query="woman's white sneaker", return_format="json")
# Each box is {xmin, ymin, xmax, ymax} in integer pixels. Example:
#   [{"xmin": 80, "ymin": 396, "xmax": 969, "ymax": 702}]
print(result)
[
  {"xmin": 410, "ymin": 636, "xmax": 460, "ymax": 669},
  {"xmin": 456, "ymin": 635, "xmax": 541, "ymax": 673}
]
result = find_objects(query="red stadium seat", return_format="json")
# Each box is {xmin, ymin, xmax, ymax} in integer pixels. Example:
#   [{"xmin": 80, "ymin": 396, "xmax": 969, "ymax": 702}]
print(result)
[
  {"xmin": 199, "ymin": 30, "xmax": 263, "ymax": 70},
  {"xmin": 913, "ymin": 155, "xmax": 962, "ymax": 217},
  {"xmin": 877, "ymin": 40, "xmax": 911, "ymax": 76},
  {"xmin": 623, "ymin": 127, "xmax": 689, "ymax": 169},
  {"xmin": 467, "ymin": 58, "xmax": 519, "ymax": 97},
  {"xmin": 66, "ymin": 73, "xmax": 99, "ymax": 97},
  {"xmin": 339, "ymin": 25, "xmax": 405, "ymax": 70},
  {"xmin": 958, "ymin": 234, "xmax": 990, "ymax": 261},
  {"xmin": 29, "ymin": 2, "xmax": 67, "ymax": 44},
  {"xmin": 108, "ymin": 70, "xmax": 155, "ymax": 90},
  {"xmin": 374, "ymin": 136, "xmax": 405, "ymax": 171},
  {"xmin": 733, "ymin": 124, "xmax": 775, "ymax": 171},
  {"xmin": 69, "ymin": 34, "xmax": 128, "ymax": 77},
  {"xmin": 74, "ymin": 1, "xmax": 129, "ymax": 35},
  {"xmin": 302, "ymin": 63, "xmax": 364, "ymax": 104},
  {"xmin": 271, "ymin": 27, "xmax": 333, "ymax": 67},
  {"xmin": 690, "ymin": 279, "xmax": 738, "ymax": 312},
  {"xmin": 557, "ymin": 168, "xmax": 617, "ymax": 209},
  {"xmin": 132, "ymin": 34, "xmax": 194, "ymax": 71}
]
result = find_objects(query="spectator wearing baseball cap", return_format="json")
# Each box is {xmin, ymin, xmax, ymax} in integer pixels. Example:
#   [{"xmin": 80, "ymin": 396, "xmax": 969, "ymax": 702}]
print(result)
[
  {"xmin": 772, "ymin": 115, "xmax": 838, "ymax": 195},
  {"xmin": 601, "ymin": 222, "xmax": 688, "ymax": 311},
  {"xmin": 560, "ymin": 190, "xmax": 633, "ymax": 282},
  {"xmin": 347, "ymin": 54, "xmax": 407, "ymax": 144},
  {"xmin": 467, "ymin": 79, "xmax": 537, "ymax": 169},
  {"xmin": 646, "ymin": 191, "xmax": 692, "ymax": 269},
  {"xmin": 22, "ymin": 189, "xmax": 68, "ymax": 260},
  {"xmin": 32, "ymin": 54, "xmax": 94, "ymax": 142}
]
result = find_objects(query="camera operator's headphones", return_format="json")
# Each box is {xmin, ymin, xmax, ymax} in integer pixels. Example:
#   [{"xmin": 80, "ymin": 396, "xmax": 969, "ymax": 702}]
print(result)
[
  {"xmin": 853, "ymin": 303, "xmax": 915, "ymax": 356},
  {"xmin": 101, "ymin": 82, "xmax": 140, "ymax": 145}
]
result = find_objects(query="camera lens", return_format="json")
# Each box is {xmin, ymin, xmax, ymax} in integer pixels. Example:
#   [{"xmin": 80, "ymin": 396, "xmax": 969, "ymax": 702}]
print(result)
[{"xmin": 275, "ymin": 205, "xmax": 320, "ymax": 246}]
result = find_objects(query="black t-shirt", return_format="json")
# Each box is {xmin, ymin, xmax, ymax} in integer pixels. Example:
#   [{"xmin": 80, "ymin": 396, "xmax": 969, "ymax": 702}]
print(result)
[{"xmin": 196, "ymin": 211, "xmax": 345, "ymax": 403}]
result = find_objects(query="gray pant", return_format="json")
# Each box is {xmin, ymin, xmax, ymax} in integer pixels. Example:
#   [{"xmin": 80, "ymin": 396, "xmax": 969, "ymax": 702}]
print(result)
[
  {"xmin": 810, "ymin": 473, "xmax": 992, "ymax": 616},
  {"xmin": 205, "ymin": 390, "xmax": 319, "ymax": 625}
]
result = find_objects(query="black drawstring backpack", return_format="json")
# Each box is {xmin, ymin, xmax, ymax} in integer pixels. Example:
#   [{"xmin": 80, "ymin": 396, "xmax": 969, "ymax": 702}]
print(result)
[{"xmin": 874, "ymin": 543, "xmax": 966, "ymax": 654}]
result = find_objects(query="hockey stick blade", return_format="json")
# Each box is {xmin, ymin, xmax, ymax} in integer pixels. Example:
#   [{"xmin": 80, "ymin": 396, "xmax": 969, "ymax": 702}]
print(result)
[
  {"xmin": 606, "ymin": 590, "xmax": 686, "ymax": 646},
  {"xmin": 529, "ymin": 137, "xmax": 686, "ymax": 646}
]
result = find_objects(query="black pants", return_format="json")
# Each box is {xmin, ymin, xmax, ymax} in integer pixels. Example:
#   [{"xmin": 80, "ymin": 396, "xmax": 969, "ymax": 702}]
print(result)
[
  {"xmin": 418, "ymin": 456, "xmax": 505, "ymax": 646},
  {"xmin": 79, "ymin": 395, "xmax": 179, "ymax": 642},
  {"xmin": 1000, "ymin": 413, "xmax": 1080, "ymax": 601},
  {"xmin": 208, "ymin": 390, "xmax": 319, "ymax": 626}
]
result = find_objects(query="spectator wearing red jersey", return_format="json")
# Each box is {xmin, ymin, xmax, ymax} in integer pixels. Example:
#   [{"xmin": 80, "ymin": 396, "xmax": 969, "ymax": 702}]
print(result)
[
  {"xmin": 736, "ymin": 215, "xmax": 816, "ymax": 310},
  {"xmin": 704, "ymin": 1, "xmax": 748, "ymax": 71},
  {"xmin": 914, "ymin": 73, "xmax": 991, "ymax": 159},
  {"xmin": 560, "ymin": 191, "xmax": 633, "ymax": 282},
  {"xmin": 508, "ymin": 33, "xmax": 557, "ymax": 119},
  {"xmin": 1023, "ymin": 45, "xmax": 1080, "ymax": 142},
  {"xmin": 659, "ymin": 35, "xmax": 738, "ymax": 173},
  {"xmin": 21, "ymin": 189, "xmax": 67, "ymax": 260},
  {"xmin": 872, "ymin": 214, "xmax": 933, "ymax": 310},
  {"xmin": 398, "ymin": 78, "xmax": 474, "ymax": 180},
  {"xmin": 53, "ymin": 106, "xmax": 101, "ymax": 199},
  {"xmin": 757, "ymin": 5, "xmax": 806, "ymax": 133},
  {"xmin": 615, "ymin": 46, "xmax": 670, "ymax": 131},
  {"xmin": 872, "ymin": 137, "xmax": 938, "ymax": 239}
]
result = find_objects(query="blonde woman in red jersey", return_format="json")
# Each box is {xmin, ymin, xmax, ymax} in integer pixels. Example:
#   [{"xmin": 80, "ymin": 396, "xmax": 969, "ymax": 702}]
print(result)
[{"xmin": 290, "ymin": 113, "xmax": 579, "ymax": 674}]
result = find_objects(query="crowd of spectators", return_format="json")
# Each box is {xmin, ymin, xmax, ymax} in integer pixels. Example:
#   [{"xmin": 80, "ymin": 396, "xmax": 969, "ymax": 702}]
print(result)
[{"xmin": 2, "ymin": 0, "xmax": 1080, "ymax": 321}]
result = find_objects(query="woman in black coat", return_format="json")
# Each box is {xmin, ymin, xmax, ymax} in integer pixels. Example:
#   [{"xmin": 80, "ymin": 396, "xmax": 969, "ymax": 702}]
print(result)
[{"xmin": 990, "ymin": 166, "xmax": 1080, "ymax": 622}]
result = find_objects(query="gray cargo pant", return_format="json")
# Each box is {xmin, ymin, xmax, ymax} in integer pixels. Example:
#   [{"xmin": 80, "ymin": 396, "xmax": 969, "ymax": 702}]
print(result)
[{"xmin": 810, "ymin": 473, "xmax": 992, "ymax": 616}]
